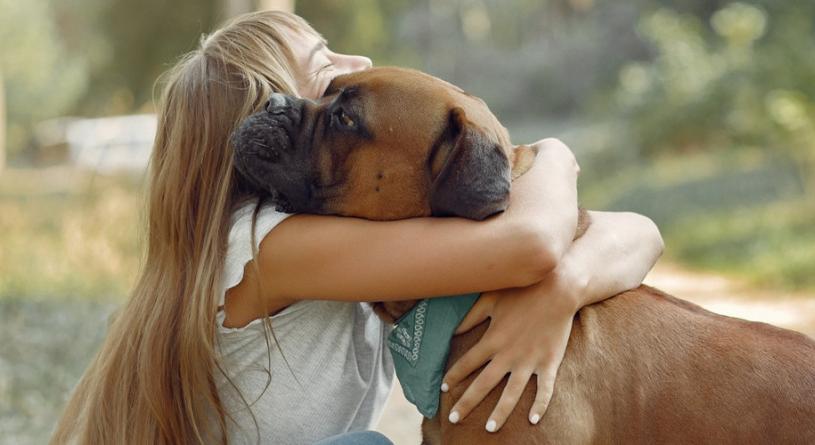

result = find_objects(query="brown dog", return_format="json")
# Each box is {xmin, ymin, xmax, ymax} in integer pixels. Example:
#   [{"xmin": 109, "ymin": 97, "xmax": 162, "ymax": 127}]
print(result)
[{"xmin": 231, "ymin": 67, "xmax": 815, "ymax": 444}]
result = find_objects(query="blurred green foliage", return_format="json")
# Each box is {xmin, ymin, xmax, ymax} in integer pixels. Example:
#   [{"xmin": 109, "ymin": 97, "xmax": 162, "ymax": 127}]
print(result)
[
  {"xmin": 297, "ymin": 0, "xmax": 415, "ymax": 65},
  {"xmin": 84, "ymin": 0, "xmax": 221, "ymax": 113},
  {"xmin": 0, "ymin": 0, "xmax": 95, "ymax": 155},
  {"xmin": 0, "ymin": 0, "xmax": 220, "ymax": 156},
  {"xmin": 3, "ymin": 0, "xmax": 814, "ymax": 154},
  {"xmin": 577, "ymin": 148, "xmax": 813, "ymax": 289},
  {"xmin": 580, "ymin": 1, "xmax": 815, "ymax": 288},
  {"xmin": 612, "ymin": 3, "xmax": 815, "ymax": 175},
  {"xmin": 668, "ymin": 198, "xmax": 815, "ymax": 290}
]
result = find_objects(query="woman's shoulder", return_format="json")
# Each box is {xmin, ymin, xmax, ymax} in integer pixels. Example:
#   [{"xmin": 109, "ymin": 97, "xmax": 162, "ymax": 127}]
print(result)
[
  {"xmin": 221, "ymin": 199, "xmax": 292, "ymax": 303},
  {"xmin": 228, "ymin": 199, "xmax": 291, "ymax": 242}
]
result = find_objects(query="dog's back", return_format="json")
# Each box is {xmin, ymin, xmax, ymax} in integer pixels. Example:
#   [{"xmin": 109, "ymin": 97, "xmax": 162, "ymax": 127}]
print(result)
[{"xmin": 426, "ymin": 285, "xmax": 815, "ymax": 444}]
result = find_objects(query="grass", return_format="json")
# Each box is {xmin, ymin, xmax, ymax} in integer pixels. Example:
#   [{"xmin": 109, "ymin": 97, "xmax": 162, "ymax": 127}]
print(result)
[
  {"xmin": 666, "ymin": 199, "xmax": 815, "ymax": 290},
  {"xmin": 0, "ymin": 297, "xmax": 115, "ymax": 444},
  {"xmin": 580, "ymin": 148, "xmax": 814, "ymax": 291},
  {"xmin": 0, "ymin": 167, "xmax": 143, "ymax": 301},
  {"xmin": 0, "ymin": 168, "xmax": 136, "ymax": 443}
]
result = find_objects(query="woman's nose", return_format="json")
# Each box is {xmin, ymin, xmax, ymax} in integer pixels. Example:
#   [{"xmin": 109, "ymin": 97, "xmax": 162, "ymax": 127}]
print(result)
[
  {"xmin": 352, "ymin": 55, "xmax": 373, "ymax": 70},
  {"xmin": 335, "ymin": 54, "xmax": 373, "ymax": 74}
]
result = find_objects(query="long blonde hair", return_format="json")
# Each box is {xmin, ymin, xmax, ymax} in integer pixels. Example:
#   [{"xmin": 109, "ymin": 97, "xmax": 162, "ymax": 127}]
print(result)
[{"xmin": 51, "ymin": 11, "xmax": 319, "ymax": 444}]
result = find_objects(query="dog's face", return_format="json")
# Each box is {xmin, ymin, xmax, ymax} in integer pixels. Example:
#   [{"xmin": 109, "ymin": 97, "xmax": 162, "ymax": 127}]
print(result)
[{"xmin": 231, "ymin": 67, "xmax": 516, "ymax": 221}]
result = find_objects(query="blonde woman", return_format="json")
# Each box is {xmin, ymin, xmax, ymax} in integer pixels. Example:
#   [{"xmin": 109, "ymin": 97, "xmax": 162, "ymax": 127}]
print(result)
[{"xmin": 51, "ymin": 11, "xmax": 663, "ymax": 445}]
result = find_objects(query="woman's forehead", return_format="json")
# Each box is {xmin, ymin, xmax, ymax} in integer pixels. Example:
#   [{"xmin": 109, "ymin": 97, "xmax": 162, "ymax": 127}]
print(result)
[{"xmin": 282, "ymin": 27, "xmax": 327, "ymax": 63}]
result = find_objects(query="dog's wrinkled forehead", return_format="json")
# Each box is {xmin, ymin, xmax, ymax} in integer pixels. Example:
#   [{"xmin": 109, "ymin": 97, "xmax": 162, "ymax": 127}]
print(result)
[
  {"xmin": 327, "ymin": 66, "xmax": 462, "ymax": 103},
  {"xmin": 326, "ymin": 67, "xmax": 511, "ymax": 147}
]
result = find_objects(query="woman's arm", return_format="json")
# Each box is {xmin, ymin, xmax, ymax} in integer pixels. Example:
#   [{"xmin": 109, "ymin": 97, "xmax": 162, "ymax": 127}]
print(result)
[
  {"xmin": 235, "ymin": 139, "xmax": 578, "ymax": 306},
  {"xmin": 440, "ymin": 210, "xmax": 663, "ymax": 432},
  {"xmin": 555, "ymin": 210, "xmax": 664, "ymax": 307}
]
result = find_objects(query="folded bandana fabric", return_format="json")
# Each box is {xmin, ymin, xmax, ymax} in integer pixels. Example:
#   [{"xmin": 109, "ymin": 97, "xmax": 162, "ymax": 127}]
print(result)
[{"xmin": 387, "ymin": 293, "xmax": 479, "ymax": 418}]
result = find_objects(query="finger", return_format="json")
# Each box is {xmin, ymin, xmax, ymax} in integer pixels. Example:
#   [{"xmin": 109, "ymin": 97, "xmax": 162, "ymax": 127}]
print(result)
[
  {"xmin": 448, "ymin": 360, "xmax": 506, "ymax": 424},
  {"xmin": 485, "ymin": 368, "xmax": 533, "ymax": 432},
  {"xmin": 455, "ymin": 296, "xmax": 493, "ymax": 335},
  {"xmin": 442, "ymin": 334, "xmax": 495, "ymax": 393},
  {"xmin": 529, "ymin": 367, "xmax": 558, "ymax": 425}
]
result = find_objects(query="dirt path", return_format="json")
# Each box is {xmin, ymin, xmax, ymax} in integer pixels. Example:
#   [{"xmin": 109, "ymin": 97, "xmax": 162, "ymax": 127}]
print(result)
[
  {"xmin": 375, "ymin": 263, "xmax": 815, "ymax": 444},
  {"xmin": 646, "ymin": 263, "xmax": 815, "ymax": 337}
]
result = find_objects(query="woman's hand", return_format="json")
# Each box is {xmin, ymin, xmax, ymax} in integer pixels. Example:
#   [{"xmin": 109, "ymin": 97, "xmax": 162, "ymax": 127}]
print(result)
[{"xmin": 441, "ymin": 266, "xmax": 581, "ymax": 432}]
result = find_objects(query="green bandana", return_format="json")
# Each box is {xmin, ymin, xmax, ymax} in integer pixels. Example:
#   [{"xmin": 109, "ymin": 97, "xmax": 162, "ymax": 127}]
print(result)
[{"xmin": 387, "ymin": 293, "xmax": 479, "ymax": 418}]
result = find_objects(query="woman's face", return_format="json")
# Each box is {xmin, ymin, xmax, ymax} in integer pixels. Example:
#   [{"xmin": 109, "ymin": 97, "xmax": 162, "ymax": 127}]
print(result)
[{"xmin": 285, "ymin": 29, "xmax": 373, "ymax": 100}]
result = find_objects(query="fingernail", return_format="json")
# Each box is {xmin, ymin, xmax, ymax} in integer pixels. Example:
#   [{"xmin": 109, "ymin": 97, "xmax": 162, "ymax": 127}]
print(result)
[
  {"xmin": 486, "ymin": 419, "xmax": 497, "ymax": 433},
  {"xmin": 530, "ymin": 413, "xmax": 541, "ymax": 424},
  {"xmin": 440, "ymin": 382, "xmax": 449, "ymax": 392},
  {"xmin": 448, "ymin": 411, "xmax": 460, "ymax": 424}
]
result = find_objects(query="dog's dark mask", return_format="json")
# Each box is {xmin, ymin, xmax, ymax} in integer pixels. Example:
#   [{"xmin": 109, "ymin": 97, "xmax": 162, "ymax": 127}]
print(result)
[{"xmin": 231, "ymin": 94, "xmax": 321, "ymax": 213}]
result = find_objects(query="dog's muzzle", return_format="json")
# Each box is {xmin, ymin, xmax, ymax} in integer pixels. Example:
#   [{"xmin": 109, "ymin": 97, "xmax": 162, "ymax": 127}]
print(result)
[{"xmin": 231, "ymin": 93, "xmax": 320, "ymax": 213}]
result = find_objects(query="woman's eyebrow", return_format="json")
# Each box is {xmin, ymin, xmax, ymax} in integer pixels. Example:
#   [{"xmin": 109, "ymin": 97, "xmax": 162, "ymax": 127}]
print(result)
[{"xmin": 307, "ymin": 42, "xmax": 327, "ymax": 65}]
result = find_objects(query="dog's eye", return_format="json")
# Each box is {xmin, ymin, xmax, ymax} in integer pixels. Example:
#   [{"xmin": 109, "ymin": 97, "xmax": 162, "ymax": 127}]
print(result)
[
  {"xmin": 333, "ymin": 108, "xmax": 356, "ymax": 130},
  {"xmin": 338, "ymin": 110, "xmax": 357, "ymax": 128},
  {"xmin": 340, "ymin": 111, "xmax": 355, "ymax": 128}
]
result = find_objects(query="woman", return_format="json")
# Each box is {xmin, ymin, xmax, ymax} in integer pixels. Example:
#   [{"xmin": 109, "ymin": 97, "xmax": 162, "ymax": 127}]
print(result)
[{"xmin": 51, "ymin": 10, "xmax": 663, "ymax": 445}]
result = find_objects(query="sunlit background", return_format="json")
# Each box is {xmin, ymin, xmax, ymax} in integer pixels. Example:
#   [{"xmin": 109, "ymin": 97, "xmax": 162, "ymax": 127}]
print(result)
[{"xmin": 0, "ymin": 0, "xmax": 813, "ymax": 443}]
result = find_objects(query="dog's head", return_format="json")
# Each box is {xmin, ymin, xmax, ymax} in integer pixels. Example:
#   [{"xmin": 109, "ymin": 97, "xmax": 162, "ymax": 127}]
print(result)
[{"xmin": 231, "ymin": 67, "xmax": 532, "ymax": 221}]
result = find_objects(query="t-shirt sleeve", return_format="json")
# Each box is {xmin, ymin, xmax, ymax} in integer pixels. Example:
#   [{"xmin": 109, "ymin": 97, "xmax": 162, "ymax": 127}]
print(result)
[{"xmin": 220, "ymin": 201, "xmax": 292, "ymax": 307}]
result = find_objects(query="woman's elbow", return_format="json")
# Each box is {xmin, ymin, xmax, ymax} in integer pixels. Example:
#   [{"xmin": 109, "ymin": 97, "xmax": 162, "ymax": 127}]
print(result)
[
  {"xmin": 639, "ymin": 213, "xmax": 665, "ymax": 260},
  {"xmin": 506, "ymin": 225, "xmax": 563, "ymax": 287},
  {"xmin": 620, "ymin": 212, "xmax": 664, "ymax": 265}
]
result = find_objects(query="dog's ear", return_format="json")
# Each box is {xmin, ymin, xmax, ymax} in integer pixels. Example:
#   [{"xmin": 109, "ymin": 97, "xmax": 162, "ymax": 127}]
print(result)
[{"xmin": 429, "ymin": 107, "xmax": 511, "ymax": 220}]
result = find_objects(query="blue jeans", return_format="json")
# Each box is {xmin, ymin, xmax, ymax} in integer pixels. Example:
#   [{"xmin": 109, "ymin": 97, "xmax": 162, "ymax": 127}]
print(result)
[{"xmin": 314, "ymin": 431, "xmax": 393, "ymax": 445}]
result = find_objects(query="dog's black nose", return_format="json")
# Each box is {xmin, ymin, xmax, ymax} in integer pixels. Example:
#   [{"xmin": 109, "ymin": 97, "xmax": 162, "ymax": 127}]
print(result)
[{"xmin": 265, "ymin": 93, "xmax": 290, "ymax": 113}]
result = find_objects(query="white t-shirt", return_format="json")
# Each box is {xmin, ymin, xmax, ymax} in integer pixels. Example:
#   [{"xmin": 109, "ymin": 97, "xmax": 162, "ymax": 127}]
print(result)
[{"xmin": 214, "ymin": 201, "xmax": 394, "ymax": 445}]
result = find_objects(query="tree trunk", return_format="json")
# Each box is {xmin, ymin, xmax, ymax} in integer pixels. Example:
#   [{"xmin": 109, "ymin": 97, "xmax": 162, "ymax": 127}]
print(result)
[
  {"xmin": 223, "ymin": 0, "xmax": 294, "ymax": 20},
  {"xmin": 258, "ymin": 0, "xmax": 294, "ymax": 12},
  {"xmin": 223, "ymin": 0, "xmax": 255, "ymax": 19},
  {"xmin": 0, "ymin": 69, "xmax": 5, "ymax": 173}
]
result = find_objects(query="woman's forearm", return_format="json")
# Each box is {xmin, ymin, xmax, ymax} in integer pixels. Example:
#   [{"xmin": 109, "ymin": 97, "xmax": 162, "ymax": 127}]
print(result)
[{"xmin": 551, "ymin": 210, "xmax": 664, "ymax": 310}]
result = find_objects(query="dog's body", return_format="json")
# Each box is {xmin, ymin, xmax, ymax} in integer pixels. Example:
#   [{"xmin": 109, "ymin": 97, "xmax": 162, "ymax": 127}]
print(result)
[
  {"xmin": 231, "ymin": 67, "xmax": 815, "ymax": 444},
  {"xmin": 425, "ymin": 287, "xmax": 815, "ymax": 444}
]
